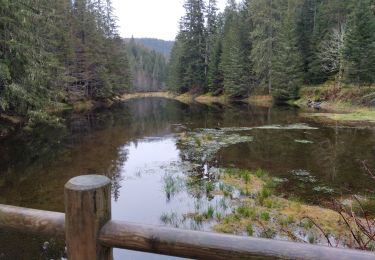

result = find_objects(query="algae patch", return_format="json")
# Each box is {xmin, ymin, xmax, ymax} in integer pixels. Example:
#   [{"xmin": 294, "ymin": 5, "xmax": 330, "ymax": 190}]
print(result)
[
  {"xmin": 254, "ymin": 123, "xmax": 318, "ymax": 130},
  {"xmin": 294, "ymin": 139, "xmax": 314, "ymax": 144},
  {"xmin": 177, "ymin": 129, "xmax": 253, "ymax": 163}
]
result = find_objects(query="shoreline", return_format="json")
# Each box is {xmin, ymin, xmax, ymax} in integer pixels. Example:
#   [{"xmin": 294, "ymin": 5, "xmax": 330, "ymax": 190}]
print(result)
[
  {"xmin": 294, "ymin": 84, "xmax": 375, "ymax": 124},
  {"xmin": 119, "ymin": 92, "xmax": 274, "ymax": 107}
]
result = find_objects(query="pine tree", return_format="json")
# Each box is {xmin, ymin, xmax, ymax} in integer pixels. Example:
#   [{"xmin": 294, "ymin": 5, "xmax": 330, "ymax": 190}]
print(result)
[{"xmin": 342, "ymin": 0, "xmax": 375, "ymax": 84}]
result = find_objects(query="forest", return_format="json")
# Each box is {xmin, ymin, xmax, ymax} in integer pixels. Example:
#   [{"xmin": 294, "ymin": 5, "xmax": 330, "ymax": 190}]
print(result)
[
  {"xmin": 0, "ymin": 0, "xmax": 131, "ymax": 120},
  {"xmin": 1, "ymin": 0, "xmax": 375, "ymax": 120},
  {"xmin": 168, "ymin": 0, "xmax": 375, "ymax": 100},
  {"xmin": 126, "ymin": 38, "xmax": 168, "ymax": 92}
]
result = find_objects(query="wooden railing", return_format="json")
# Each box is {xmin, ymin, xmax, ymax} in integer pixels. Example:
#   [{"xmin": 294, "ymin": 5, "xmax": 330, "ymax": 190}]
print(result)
[{"xmin": 0, "ymin": 175, "xmax": 374, "ymax": 260}]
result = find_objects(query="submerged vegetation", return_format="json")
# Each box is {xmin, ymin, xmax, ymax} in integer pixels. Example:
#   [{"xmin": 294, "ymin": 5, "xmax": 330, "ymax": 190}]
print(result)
[
  {"xmin": 213, "ymin": 168, "xmax": 375, "ymax": 250},
  {"xmin": 165, "ymin": 123, "xmax": 375, "ymax": 250},
  {"xmin": 177, "ymin": 129, "xmax": 254, "ymax": 163}
]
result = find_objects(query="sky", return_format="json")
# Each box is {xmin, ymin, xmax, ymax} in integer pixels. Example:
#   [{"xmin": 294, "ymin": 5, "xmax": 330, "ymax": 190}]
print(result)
[{"xmin": 112, "ymin": 0, "xmax": 229, "ymax": 41}]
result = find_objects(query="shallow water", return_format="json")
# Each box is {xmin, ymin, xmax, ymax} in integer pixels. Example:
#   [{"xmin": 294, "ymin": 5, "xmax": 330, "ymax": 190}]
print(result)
[{"xmin": 0, "ymin": 98, "xmax": 374, "ymax": 259}]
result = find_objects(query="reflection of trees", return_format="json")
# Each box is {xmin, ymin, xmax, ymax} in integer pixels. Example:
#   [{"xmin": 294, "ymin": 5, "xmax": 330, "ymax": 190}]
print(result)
[{"xmin": 217, "ymin": 123, "xmax": 375, "ymax": 199}]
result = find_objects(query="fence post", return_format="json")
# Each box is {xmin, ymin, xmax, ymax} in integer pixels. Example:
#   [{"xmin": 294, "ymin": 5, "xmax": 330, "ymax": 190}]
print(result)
[{"xmin": 65, "ymin": 175, "xmax": 112, "ymax": 260}]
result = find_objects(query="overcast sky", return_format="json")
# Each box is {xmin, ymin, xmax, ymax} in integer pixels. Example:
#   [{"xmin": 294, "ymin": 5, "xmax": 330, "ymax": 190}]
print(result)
[{"xmin": 112, "ymin": 0, "xmax": 229, "ymax": 41}]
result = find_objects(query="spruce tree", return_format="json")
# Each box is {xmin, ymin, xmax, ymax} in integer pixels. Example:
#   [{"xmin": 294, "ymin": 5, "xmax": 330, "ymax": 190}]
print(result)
[
  {"xmin": 250, "ymin": 0, "xmax": 280, "ymax": 94},
  {"xmin": 273, "ymin": 0, "xmax": 303, "ymax": 100},
  {"xmin": 343, "ymin": 0, "xmax": 375, "ymax": 84},
  {"xmin": 180, "ymin": 0, "xmax": 207, "ymax": 93}
]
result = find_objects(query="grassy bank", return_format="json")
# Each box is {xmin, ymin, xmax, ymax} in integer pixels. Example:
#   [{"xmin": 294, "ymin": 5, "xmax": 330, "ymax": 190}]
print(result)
[
  {"xmin": 119, "ymin": 91, "xmax": 274, "ymax": 107},
  {"xmin": 295, "ymin": 82, "xmax": 375, "ymax": 123},
  {"xmin": 213, "ymin": 168, "xmax": 374, "ymax": 249}
]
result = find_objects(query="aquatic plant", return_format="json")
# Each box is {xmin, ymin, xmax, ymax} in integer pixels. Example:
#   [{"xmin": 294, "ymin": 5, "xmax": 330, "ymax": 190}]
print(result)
[
  {"xmin": 237, "ymin": 206, "xmax": 256, "ymax": 220},
  {"xmin": 246, "ymin": 225, "xmax": 254, "ymax": 236},
  {"xmin": 294, "ymin": 139, "xmax": 314, "ymax": 144},
  {"xmin": 260, "ymin": 211, "xmax": 270, "ymax": 221},
  {"xmin": 204, "ymin": 206, "xmax": 215, "ymax": 219},
  {"xmin": 163, "ymin": 174, "xmax": 184, "ymax": 200},
  {"xmin": 254, "ymin": 123, "xmax": 318, "ymax": 130},
  {"xmin": 292, "ymin": 169, "xmax": 318, "ymax": 183},
  {"xmin": 313, "ymin": 186, "xmax": 334, "ymax": 194},
  {"xmin": 177, "ymin": 130, "xmax": 253, "ymax": 164}
]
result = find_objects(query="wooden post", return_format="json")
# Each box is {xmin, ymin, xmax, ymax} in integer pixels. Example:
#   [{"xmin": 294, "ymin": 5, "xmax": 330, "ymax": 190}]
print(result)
[{"xmin": 65, "ymin": 175, "xmax": 112, "ymax": 260}]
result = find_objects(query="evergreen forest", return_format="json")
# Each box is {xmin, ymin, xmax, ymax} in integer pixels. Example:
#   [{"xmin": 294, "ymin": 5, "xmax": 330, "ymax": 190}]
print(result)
[
  {"xmin": 1, "ymin": 0, "xmax": 375, "ymax": 120},
  {"xmin": 168, "ymin": 0, "xmax": 375, "ymax": 100},
  {"xmin": 0, "ymin": 0, "xmax": 131, "ymax": 119},
  {"xmin": 126, "ymin": 38, "xmax": 168, "ymax": 92}
]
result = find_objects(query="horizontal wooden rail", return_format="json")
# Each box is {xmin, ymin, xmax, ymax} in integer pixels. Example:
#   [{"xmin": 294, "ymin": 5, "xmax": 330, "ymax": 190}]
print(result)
[
  {"xmin": 0, "ymin": 175, "xmax": 374, "ymax": 260},
  {"xmin": 0, "ymin": 204, "xmax": 65, "ymax": 238},
  {"xmin": 99, "ymin": 220, "xmax": 375, "ymax": 260},
  {"xmin": 0, "ymin": 205, "xmax": 374, "ymax": 260}
]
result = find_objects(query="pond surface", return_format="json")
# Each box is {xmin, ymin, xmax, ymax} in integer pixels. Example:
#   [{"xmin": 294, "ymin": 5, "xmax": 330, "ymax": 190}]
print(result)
[{"xmin": 0, "ymin": 98, "xmax": 374, "ymax": 259}]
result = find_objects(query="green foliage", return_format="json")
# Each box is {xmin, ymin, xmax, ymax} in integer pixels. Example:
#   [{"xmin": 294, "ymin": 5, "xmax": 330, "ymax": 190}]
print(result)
[
  {"xmin": 246, "ymin": 224, "xmax": 254, "ymax": 236},
  {"xmin": 127, "ymin": 38, "xmax": 168, "ymax": 92},
  {"xmin": 342, "ymin": 0, "xmax": 375, "ymax": 84},
  {"xmin": 260, "ymin": 211, "xmax": 270, "ymax": 221},
  {"xmin": 169, "ymin": 0, "xmax": 373, "ymax": 100},
  {"xmin": 169, "ymin": 0, "xmax": 207, "ymax": 93},
  {"xmin": 272, "ymin": 1, "xmax": 303, "ymax": 100},
  {"xmin": 220, "ymin": 3, "xmax": 255, "ymax": 98},
  {"xmin": 0, "ymin": 0, "xmax": 131, "ymax": 118}
]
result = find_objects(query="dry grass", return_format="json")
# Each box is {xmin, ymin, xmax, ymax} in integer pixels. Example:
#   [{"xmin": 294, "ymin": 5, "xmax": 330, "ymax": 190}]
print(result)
[{"xmin": 120, "ymin": 92, "xmax": 176, "ymax": 101}]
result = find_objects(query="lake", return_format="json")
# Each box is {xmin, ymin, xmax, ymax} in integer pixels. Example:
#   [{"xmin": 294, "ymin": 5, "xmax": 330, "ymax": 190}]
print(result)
[{"xmin": 0, "ymin": 97, "xmax": 374, "ymax": 259}]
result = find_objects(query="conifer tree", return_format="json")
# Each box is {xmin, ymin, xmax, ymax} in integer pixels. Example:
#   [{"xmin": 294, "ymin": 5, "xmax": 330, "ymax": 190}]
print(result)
[
  {"xmin": 342, "ymin": 0, "xmax": 375, "ymax": 84},
  {"xmin": 250, "ymin": 0, "xmax": 280, "ymax": 94},
  {"xmin": 272, "ymin": 0, "xmax": 303, "ymax": 100}
]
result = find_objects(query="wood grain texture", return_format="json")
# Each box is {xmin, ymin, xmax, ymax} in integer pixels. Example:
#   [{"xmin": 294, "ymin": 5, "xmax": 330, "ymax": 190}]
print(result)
[
  {"xmin": 0, "ymin": 204, "xmax": 65, "ymax": 238},
  {"xmin": 99, "ymin": 220, "xmax": 375, "ymax": 260},
  {"xmin": 65, "ymin": 175, "xmax": 112, "ymax": 260}
]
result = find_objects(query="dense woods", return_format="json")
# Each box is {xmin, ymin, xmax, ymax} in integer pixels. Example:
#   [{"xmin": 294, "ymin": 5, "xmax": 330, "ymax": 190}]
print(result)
[
  {"xmin": 0, "ymin": 0, "xmax": 131, "ymax": 118},
  {"xmin": 128, "ymin": 38, "xmax": 174, "ymax": 59},
  {"xmin": 126, "ymin": 38, "xmax": 168, "ymax": 92},
  {"xmin": 1, "ymin": 0, "xmax": 375, "ymax": 119},
  {"xmin": 168, "ymin": 0, "xmax": 375, "ymax": 100}
]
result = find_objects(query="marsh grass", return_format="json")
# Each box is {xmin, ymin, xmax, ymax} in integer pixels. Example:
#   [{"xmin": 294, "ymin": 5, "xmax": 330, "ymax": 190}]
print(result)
[{"xmin": 213, "ymin": 167, "xmax": 375, "ymax": 248}]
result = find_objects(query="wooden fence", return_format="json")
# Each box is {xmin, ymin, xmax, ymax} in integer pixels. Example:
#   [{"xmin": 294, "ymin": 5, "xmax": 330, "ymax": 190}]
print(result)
[{"xmin": 0, "ymin": 175, "xmax": 374, "ymax": 260}]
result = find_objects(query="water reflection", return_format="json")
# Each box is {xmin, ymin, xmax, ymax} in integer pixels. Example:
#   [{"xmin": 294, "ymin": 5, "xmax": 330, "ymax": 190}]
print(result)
[{"xmin": 0, "ymin": 98, "xmax": 374, "ymax": 259}]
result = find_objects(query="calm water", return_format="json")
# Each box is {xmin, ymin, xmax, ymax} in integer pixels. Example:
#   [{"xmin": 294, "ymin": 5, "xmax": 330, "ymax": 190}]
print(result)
[{"xmin": 0, "ymin": 98, "xmax": 374, "ymax": 259}]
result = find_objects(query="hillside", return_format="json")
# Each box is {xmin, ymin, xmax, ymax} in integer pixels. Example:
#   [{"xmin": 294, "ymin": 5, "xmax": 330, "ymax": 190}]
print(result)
[
  {"xmin": 126, "ymin": 38, "xmax": 174, "ymax": 58},
  {"xmin": 126, "ymin": 39, "xmax": 168, "ymax": 92}
]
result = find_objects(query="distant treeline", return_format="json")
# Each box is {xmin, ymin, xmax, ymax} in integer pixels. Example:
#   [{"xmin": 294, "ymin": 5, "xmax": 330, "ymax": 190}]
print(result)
[
  {"xmin": 127, "ymin": 38, "xmax": 174, "ymax": 59},
  {"xmin": 168, "ymin": 0, "xmax": 375, "ymax": 99},
  {"xmin": 0, "ymin": 0, "xmax": 131, "ymax": 118},
  {"xmin": 127, "ymin": 38, "xmax": 168, "ymax": 92}
]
